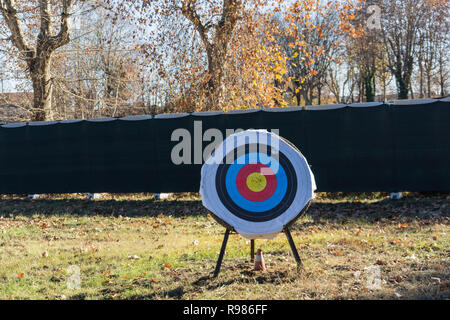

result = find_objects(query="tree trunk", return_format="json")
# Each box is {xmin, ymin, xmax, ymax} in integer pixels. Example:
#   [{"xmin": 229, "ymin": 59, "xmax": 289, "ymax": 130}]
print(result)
[
  {"xmin": 302, "ymin": 90, "xmax": 311, "ymax": 106},
  {"xmin": 427, "ymin": 74, "xmax": 432, "ymax": 98},
  {"xmin": 439, "ymin": 57, "xmax": 445, "ymax": 97},
  {"xmin": 204, "ymin": 49, "xmax": 225, "ymax": 109},
  {"xmin": 29, "ymin": 54, "xmax": 53, "ymax": 121},
  {"xmin": 395, "ymin": 74, "xmax": 410, "ymax": 100},
  {"xmin": 0, "ymin": 0, "xmax": 73, "ymax": 121},
  {"xmin": 295, "ymin": 91, "xmax": 302, "ymax": 106},
  {"xmin": 363, "ymin": 74, "xmax": 375, "ymax": 102},
  {"xmin": 317, "ymin": 84, "xmax": 322, "ymax": 105},
  {"xmin": 359, "ymin": 78, "xmax": 364, "ymax": 102},
  {"xmin": 418, "ymin": 57, "xmax": 424, "ymax": 98},
  {"xmin": 181, "ymin": 0, "xmax": 241, "ymax": 111}
]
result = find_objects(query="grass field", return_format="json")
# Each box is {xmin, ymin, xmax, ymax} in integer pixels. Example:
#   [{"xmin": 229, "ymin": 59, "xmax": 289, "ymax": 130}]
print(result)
[{"xmin": 0, "ymin": 192, "xmax": 448, "ymax": 300}]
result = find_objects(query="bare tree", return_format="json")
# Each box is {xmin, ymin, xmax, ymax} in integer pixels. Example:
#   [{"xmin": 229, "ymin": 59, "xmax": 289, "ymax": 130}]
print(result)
[
  {"xmin": 436, "ymin": 39, "xmax": 449, "ymax": 97},
  {"xmin": 50, "ymin": 7, "xmax": 149, "ymax": 120},
  {"xmin": 179, "ymin": 0, "xmax": 242, "ymax": 109},
  {"xmin": 379, "ymin": 0, "xmax": 428, "ymax": 100},
  {"xmin": 0, "ymin": 0, "xmax": 79, "ymax": 120},
  {"xmin": 420, "ymin": 0, "xmax": 449, "ymax": 97},
  {"xmin": 276, "ymin": 5, "xmax": 342, "ymax": 106},
  {"xmin": 375, "ymin": 49, "xmax": 392, "ymax": 101}
]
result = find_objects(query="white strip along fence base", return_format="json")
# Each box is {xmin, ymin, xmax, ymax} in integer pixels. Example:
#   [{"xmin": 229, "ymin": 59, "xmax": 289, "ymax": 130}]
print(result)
[{"xmin": 200, "ymin": 130, "xmax": 316, "ymax": 276}]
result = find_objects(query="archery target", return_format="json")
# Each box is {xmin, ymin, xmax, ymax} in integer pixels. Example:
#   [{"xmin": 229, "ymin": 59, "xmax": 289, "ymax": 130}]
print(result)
[{"xmin": 200, "ymin": 130, "xmax": 316, "ymax": 239}]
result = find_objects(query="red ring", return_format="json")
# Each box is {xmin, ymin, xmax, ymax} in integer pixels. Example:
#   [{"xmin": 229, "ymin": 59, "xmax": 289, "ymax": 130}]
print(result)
[{"xmin": 236, "ymin": 163, "xmax": 277, "ymax": 202}]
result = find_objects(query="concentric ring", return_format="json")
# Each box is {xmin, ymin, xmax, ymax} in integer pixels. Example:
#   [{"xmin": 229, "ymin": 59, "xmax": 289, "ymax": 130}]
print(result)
[
  {"xmin": 215, "ymin": 145, "xmax": 298, "ymax": 222},
  {"xmin": 236, "ymin": 163, "xmax": 276, "ymax": 202},
  {"xmin": 200, "ymin": 129, "xmax": 316, "ymax": 239}
]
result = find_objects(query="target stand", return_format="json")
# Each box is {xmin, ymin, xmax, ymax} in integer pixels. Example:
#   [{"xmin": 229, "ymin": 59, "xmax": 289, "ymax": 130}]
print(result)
[
  {"xmin": 211, "ymin": 204, "xmax": 310, "ymax": 277},
  {"xmin": 200, "ymin": 130, "xmax": 316, "ymax": 277}
]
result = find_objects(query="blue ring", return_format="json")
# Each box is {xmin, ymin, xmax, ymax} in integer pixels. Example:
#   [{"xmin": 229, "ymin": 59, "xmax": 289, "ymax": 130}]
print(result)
[{"xmin": 224, "ymin": 153, "xmax": 287, "ymax": 213}]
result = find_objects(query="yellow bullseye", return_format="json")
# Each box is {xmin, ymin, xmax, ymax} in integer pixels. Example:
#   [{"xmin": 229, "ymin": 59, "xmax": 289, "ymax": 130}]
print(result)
[{"xmin": 246, "ymin": 172, "xmax": 267, "ymax": 193}]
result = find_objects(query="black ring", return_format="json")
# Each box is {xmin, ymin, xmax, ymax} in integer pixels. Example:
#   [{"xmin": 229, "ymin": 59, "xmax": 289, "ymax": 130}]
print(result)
[{"xmin": 215, "ymin": 144, "xmax": 298, "ymax": 222}]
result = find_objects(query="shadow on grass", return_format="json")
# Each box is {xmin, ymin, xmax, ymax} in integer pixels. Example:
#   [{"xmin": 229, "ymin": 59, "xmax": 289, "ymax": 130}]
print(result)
[
  {"xmin": 0, "ymin": 198, "xmax": 208, "ymax": 218},
  {"xmin": 126, "ymin": 264, "xmax": 300, "ymax": 300},
  {"xmin": 94, "ymin": 264, "xmax": 449, "ymax": 300},
  {"xmin": 0, "ymin": 194, "xmax": 447, "ymax": 222},
  {"xmin": 301, "ymin": 195, "xmax": 449, "ymax": 228},
  {"xmin": 128, "ymin": 286, "xmax": 186, "ymax": 300}
]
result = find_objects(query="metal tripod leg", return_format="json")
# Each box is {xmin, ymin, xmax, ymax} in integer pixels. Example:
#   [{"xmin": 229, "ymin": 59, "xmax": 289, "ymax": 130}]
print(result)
[
  {"xmin": 284, "ymin": 227, "xmax": 303, "ymax": 271},
  {"xmin": 250, "ymin": 239, "xmax": 255, "ymax": 263},
  {"xmin": 213, "ymin": 229, "xmax": 231, "ymax": 277}
]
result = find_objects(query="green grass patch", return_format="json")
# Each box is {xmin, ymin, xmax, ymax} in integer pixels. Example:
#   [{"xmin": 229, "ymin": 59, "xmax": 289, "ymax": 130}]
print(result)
[{"xmin": 0, "ymin": 193, "xmax": 448, "ymax": 300}]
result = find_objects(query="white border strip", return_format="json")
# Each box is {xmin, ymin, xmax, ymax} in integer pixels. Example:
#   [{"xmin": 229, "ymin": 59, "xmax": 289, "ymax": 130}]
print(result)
[
  {"xmin": 392, "ymin": 98, "xmax": 437, "ymax": 105},
  {"xmin": 263, "ymin": 106, "xmax": 303, "ymax": 112},
  {"xmin": 1, "ymin": 122, "xmax": 27, "ymax": 128},
  {"xmin": 60, "ymin": 119, "xmax": 84, "ymax": 124},
  {"xmin": 192, "ymin": 111, "xmax": 223, "ymax": 116},
  {"xmin": 305, "ymin": 104, "xmax": 346, "ymax": 110},
  {"xmin": 154, "ymin": 113, "xmax": 190, "ymax": 119},
  {"xmin": 120, "ymin": 115, "xmax": 153, "ymax": 121},
  {"xmin": 87, "ymin": 117, "xmax": 116, "ymax": 122},
  {"xmin": 28, "ymin": 121, "xmax": 59, "ymax": 126},
  {"xmin": 349, "ymin": 102, "xmax": 384, "ymax": 108},
  {"xmin": 226, "ymin": 109, "xmax": 261, "ymax": 114}
]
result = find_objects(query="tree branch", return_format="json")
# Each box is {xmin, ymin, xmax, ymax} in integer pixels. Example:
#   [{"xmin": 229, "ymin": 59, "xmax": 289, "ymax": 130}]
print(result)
[
  {"xmin": 39, "ymin": 0, "xmax": 51, "ymax": 37},
  {"xmin": 215, "ymin": 0, "xmax": 242, "ymax": 46},
  {"xmin": 0, "ymin": 0, "xmax": 35, "ymax": 58},
  {"xmin": 48, "ymin": 0, "xmax": 74, "ymax": 50},
  {"xmin": 181, "ymin": 0, "xmax": 211, "ymax": 50}
]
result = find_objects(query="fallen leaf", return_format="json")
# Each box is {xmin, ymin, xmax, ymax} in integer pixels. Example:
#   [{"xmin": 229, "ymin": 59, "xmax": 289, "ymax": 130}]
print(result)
[
  {"xmin": 431, "ymin": 277, "xmax": 441, "ymax": 284},
  {"xmin": 40, "ymin": 223, "xmax": 48, "ymax": 229}
]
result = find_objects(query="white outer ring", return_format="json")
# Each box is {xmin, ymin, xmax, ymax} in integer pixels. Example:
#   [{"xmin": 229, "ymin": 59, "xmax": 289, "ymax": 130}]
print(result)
[{"xmin": 200, "ymin": 130, "xmax": 316, "ymax": 239}]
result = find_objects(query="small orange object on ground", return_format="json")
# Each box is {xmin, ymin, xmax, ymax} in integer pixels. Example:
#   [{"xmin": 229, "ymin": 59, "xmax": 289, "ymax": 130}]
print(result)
[{"xmin": 254, "ymin": 249, "xmax": 266, "ymax": 271}]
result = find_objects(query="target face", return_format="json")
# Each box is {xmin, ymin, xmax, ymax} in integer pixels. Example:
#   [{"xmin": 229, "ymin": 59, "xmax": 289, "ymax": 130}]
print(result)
[{"xmin": 201, "ymin": 130, "xmax": 316, "ymax": 239}]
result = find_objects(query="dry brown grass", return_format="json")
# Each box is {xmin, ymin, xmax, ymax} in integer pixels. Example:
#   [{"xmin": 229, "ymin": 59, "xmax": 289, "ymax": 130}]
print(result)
[{"xmin": 0, "ymin": 193, "xmax": 448, "ymax": 300}]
